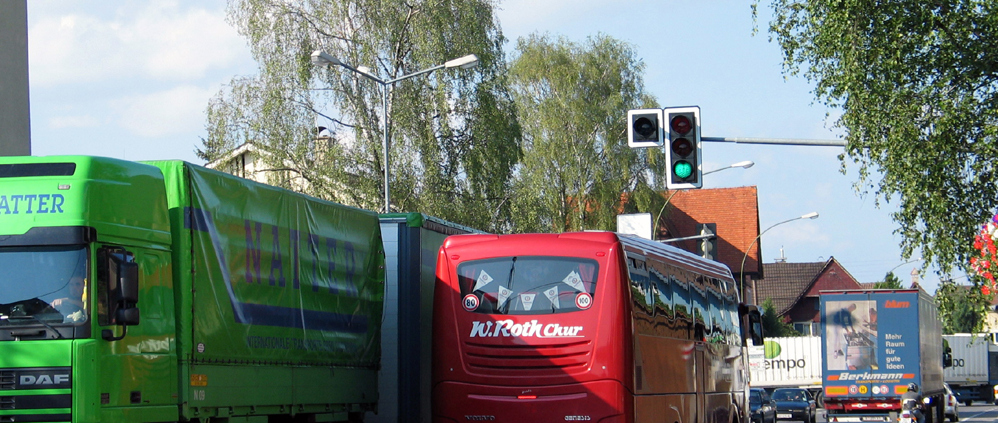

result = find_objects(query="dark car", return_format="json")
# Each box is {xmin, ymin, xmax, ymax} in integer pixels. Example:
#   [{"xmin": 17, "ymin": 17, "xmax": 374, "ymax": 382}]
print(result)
[
  {"xmin": 771, "ymin": 388, "xmax": 817, "ymax": 423},
  {"xmin": 750, "ymin": 388, "xmax": 777, "ymax": 423}
]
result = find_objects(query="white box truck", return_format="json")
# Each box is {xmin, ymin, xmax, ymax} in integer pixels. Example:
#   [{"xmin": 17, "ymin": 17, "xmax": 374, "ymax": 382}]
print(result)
[{"xmin": 749, "ymin": 336, "xmax": 824, "ymax": 404}]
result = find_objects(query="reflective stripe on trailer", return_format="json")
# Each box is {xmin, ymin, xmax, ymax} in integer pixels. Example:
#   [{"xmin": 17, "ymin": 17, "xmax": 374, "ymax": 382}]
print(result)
[{"xmin": 827, "ymin": 416, "xmax": 891, "ymax": 422}]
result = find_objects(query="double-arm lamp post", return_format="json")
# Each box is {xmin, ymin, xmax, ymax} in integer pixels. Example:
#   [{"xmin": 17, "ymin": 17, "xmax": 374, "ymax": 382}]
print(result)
[
  {"xmin": 310, "ymin": 50, "xmax": 479, "ymax": 213},
  {"xmin": 739, "ymin": 211, "xmax": 820, "ymax": 302}
]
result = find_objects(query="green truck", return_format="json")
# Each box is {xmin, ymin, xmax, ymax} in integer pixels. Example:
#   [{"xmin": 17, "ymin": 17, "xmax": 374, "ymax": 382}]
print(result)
[{"xmin": 0, "ymin": 156, "xmax": 384, "ymax": 422}]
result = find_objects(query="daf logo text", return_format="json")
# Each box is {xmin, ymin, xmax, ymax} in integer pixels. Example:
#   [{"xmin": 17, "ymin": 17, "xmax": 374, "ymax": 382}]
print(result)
[{"xmin": 20, "ymin": 374, "xmax": 70, "ymax": 386}]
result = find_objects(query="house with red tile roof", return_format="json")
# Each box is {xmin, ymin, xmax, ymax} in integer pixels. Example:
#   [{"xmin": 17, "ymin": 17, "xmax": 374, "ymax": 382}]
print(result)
[{"xmin": 753, "ymin": 258, "xmax": 864, "ymax": 335}]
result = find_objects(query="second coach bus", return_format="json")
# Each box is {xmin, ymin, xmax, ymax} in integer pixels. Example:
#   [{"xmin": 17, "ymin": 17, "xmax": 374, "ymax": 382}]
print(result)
[{"xmin": 431, "ymin": 231, "xmax": 763, "ymax": 423}]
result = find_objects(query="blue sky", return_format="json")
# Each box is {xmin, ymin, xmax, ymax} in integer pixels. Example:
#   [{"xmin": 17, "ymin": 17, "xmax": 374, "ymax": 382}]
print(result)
[{"xmin": 25, "ymin": 1, "xmax": 963, "ymax": 292}]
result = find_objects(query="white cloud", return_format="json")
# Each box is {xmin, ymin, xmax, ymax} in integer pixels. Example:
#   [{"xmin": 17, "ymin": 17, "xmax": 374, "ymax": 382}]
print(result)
[
  {"xmin": 766, "ymin": 221, "xmax": 829, "ymax": 260},
  {"xmin": 29, "ymin": 1, "xmax": 248, "ymax": 87},
  {"xmin": 113, "ymin": 85, "xmax": 214, "ymax": 138},
  {"xmin": 497, "ymin": 0, "xmax": 617, "ymax": 41},
  {"xmin": 132, "ymin": 5, "xmax": 248, "ymax": 80},
  {"xmin": 48, "ymin": 115, "xmax": 100, "ymax": 129}
]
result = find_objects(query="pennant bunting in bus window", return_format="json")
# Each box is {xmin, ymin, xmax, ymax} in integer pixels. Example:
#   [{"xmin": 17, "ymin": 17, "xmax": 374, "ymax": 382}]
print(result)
[
  {"xmin": 544, "ymin": 287, "xmax": 560, "ymax": 309},
  {"xmin": 498, "ymin": 285, "xmax": 512, "ymax": 308},
  {"xmin": 563, "ymin": 271, "xmax": 585, "ymax": 292},
  {"xmin": 474, "ymin": 270, "xmax": 494, "ymax": 291},
  {"xmin": 520, "ymin": 293, "xmax": 536, "ymax": 311}
]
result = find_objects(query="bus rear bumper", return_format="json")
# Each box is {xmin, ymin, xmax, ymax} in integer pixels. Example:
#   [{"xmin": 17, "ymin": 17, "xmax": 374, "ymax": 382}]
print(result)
[{"xmin": 432, "ymin": 379, "xmax": 626, "ymax": 423}]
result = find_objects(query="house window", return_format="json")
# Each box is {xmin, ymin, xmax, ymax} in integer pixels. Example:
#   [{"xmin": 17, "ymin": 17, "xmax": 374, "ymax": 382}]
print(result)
[
  {"xmin": 223, "ymin": 153, "xmax": 246, "ymax": 178},
  {"xmin": 793, "ymin": 322, "xmax": 818, "ymax": 336}
]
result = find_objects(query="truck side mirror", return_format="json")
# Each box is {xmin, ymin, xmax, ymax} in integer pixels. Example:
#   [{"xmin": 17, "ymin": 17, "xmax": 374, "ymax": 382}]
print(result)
[
  {"xmin": 943, "ymin": 343, "xmax": 953, "ymax": 368},
  {"xmin": 116, "ymin": 308, "xmax": 140, "ymax": 326},
  {"xmin": 99, "ymin": 247, "xmax": 141, "ymax": 341},
  {"xmin": 120, "ymin": 261, "xmax": 139, "ymax": 303},
  {"xmin": 116, "ymin": 260, "xmax": 140, "ymax": 326}
]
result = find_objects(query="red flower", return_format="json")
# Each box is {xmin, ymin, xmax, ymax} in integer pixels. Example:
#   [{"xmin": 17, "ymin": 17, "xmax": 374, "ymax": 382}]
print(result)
[{"xmin": 971, "ymin": 214, "xmax": 998, "ymax": 294}]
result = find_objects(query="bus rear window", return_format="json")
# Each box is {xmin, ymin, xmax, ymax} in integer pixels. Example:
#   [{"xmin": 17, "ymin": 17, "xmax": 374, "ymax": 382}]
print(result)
[{"xmin": 456, "ymin": 256, "xmax": 598, "ymax": 315}]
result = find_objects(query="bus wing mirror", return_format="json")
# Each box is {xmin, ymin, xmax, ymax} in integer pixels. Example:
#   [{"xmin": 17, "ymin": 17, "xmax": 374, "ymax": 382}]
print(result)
[{"xmin": 740, "ymin": 303, "xmax": 764, "ymax": 345}]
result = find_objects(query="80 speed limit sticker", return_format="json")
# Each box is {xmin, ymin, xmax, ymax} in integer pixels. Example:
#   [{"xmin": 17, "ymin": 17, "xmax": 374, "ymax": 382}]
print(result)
[
  {"xmin": 463, "ymin": 294, "xmax": 480, "ymax": 311},
  {"xmin": 575, "ymin": 293, "xmax": 592, "ymax": 309}
]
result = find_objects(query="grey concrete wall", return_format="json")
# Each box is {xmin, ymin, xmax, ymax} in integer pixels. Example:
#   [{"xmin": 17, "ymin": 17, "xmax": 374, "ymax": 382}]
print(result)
[{"xmin": 0, "ymin": 0, "xmax": 32, "ymax": 156}]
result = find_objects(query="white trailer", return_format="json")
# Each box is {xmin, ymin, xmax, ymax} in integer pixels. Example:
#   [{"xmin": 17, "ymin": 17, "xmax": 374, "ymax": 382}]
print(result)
[
  {"xmin": 942, "ymin": 333, "xmax": 998, "ymax": 405},
  {"xmin": 749, "ymin": 336, "xmax": 823, "ymax": 403}
]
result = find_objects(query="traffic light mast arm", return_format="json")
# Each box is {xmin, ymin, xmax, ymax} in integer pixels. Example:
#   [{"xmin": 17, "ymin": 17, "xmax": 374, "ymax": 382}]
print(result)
[{"xmin": 701, "ymin": 136, "xmax": 845, "ymax": 147}]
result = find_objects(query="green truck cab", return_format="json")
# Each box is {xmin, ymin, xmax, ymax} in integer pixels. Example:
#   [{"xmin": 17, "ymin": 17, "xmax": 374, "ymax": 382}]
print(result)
[{"xmin": 0, "ymin": 156, "xmax": 384, "ymax": 423}]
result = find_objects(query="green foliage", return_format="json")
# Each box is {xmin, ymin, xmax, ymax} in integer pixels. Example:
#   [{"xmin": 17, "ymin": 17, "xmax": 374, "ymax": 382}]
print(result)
[
  {"xmin": 872, "ymin": 272, "xmax": 904, "ymax": 289},
  {"xmin": 201, "ymin": 0, "xmax": 522, "ymax": 232},
  {"xmin": 936, "ymin": 279, "xmax": 993, "ymax": 334},
  {"xmin": 506, "ymin": 33, "xmax": 666, "ymax": 232},
  {"xmin": 761, "ymin": 297, "xmax": 801, "ymax": 337},
  {"xmin": 758, "ymin": 0, "xmax": 998, "ymax": 281}
]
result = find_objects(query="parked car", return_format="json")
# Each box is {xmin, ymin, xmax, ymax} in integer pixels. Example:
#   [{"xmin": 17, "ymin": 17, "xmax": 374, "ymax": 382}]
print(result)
[
  {"xmin": 771, "ymin": 388, "xmax": 817, "ymax": 423},
  {"xmin": 750, "ymin": 388, "xmax": 777, "ymax": 423},
  {"xmin": 944, "ymin": 383, "xmax": 960, "ymax": 422}
]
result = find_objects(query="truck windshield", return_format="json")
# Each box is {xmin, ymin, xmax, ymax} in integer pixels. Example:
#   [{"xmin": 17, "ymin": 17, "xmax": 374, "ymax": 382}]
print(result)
[
  {"xmin": 0, "ymin": 245, "xmax": 89, "ymax": 326},
  {"xmin": 457, "ymin": 256, "xmax": 598, "ymax": 315}
]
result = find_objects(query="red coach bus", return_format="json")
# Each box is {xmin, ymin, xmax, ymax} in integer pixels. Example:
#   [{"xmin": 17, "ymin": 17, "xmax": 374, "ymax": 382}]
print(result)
[{"xmin": 431, "ymin": 231, "xmax": 763, "ymax": 423}]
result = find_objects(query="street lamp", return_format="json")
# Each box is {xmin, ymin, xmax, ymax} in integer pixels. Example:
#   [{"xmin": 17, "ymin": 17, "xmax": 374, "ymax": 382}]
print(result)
[
  {"xmin": 310, "ymin": 50, "xmax": 479, "ymax": 213},
  {"xmin": 738, "ymin": 211, "xmax": 819, "ymax": 301},
  {"xmin": 889, "ymin": 258, "xmax": 922, "ymax": 274},
  {"xmin": 702, "ymin": 160, "xmax": 754, "ymax": 176}
]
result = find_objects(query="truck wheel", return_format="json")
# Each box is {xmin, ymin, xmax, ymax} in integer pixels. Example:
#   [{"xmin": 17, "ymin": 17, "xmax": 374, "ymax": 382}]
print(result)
[{"xmin": 963, "ymin": 400, "xmax": 971, "ymax": 407}]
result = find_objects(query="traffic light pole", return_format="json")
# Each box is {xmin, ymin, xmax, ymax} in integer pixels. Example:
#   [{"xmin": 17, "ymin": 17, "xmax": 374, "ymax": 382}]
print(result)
[{"xmin": 702, "ymin": 136, "xmax": 845, "ymax": 147}]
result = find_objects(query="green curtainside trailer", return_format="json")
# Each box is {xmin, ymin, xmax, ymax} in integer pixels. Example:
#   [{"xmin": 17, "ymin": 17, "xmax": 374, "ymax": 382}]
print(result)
[{"xmin": 0, "ymin": 156, "xmax": 384, "ymax": 423}]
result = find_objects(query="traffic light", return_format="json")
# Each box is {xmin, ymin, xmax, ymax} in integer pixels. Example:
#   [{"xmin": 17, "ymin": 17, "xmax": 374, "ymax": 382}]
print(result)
[
  {"xmin": 664, "ymin": 106, "xmax": 701, "ymax": 189},
  {"xmin": 627, "ymin": 109, "xmax": 664, "ymax": 148}
]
